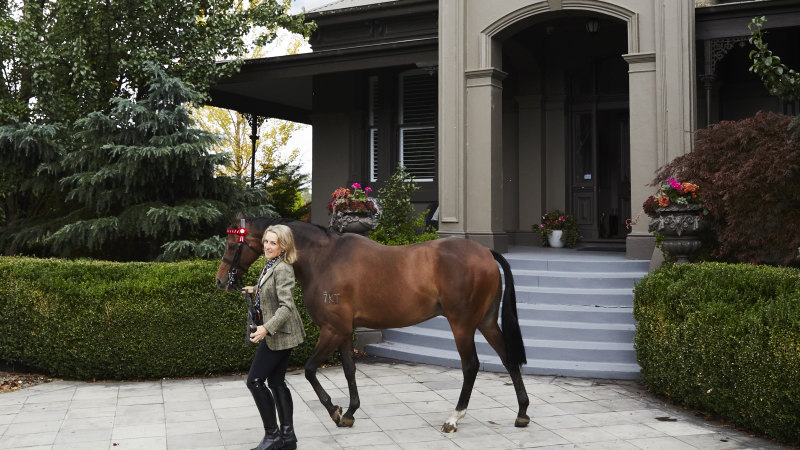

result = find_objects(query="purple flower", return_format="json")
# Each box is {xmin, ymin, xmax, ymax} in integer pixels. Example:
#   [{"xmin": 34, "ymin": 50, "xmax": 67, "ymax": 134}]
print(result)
[{"xmin": 668, "ymin": 178, "xmax": 681, "ymax": 190}]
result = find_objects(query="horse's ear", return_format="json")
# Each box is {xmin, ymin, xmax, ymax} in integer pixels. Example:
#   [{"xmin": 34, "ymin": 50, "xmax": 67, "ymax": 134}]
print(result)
[{"xmin": 235, "ymin": 212, "xmax": 245, "ymax": 220}]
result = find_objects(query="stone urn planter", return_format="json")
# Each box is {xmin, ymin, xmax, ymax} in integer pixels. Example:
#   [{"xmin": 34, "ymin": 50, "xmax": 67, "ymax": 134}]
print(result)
[
  {"xmin": 329, "ymin": 211, "xmax": 377, "ymax": 235},
  {"xmin": 648, "ymin": 203, "xmax": 704, "ymax": 264}
]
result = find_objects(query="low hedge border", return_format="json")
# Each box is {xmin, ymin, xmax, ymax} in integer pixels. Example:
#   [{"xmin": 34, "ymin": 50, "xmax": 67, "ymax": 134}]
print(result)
[
  {"xmin": 634, "ymin": 262, "xmax": 800, "ymax": 445},
  {"xmin": 0, "ymin": 257, "xmax": 333, "ymax": 380}
]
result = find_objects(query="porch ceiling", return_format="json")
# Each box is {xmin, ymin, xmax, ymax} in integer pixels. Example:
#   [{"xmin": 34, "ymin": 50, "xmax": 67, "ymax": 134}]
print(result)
[{"xmin": 208, "ymin": 37, "xmax": 437, "ymax": 125}]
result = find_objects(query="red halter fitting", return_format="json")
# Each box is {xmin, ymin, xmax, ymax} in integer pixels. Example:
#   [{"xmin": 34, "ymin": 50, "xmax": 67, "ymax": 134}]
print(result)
[{"xmin": 227, "ymin": 226, "xmax": 247, "ymax": 243}]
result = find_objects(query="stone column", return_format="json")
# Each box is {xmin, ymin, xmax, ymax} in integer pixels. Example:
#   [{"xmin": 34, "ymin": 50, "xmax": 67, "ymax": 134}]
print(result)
[
  {"xmin": 463, "ymin": 67, "xmax": 508, "ymax": 252},
  {"xmin": 623, "ymin": 52, "xmax": 657, "ymax": 259},
  {"xmin": 437, "ymin": 0, "xmax": 466, "ymax": 234}
]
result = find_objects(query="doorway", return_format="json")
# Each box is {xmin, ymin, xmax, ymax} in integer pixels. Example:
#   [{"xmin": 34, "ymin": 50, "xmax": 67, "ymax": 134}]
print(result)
[{"xmin": 568, "ymin": 107, "xmax": 630, "ymax": 242}]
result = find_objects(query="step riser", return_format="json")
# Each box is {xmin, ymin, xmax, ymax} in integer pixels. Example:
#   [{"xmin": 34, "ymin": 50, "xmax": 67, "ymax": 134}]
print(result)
[
  {"xmin": 524, "ymin": 326, "xmax": 635, "ymax": 342},
  {"xmin": 516, "ymin": 290, "xmax": 633, "ymax": 307},
  {"xmin": 414, "ymin": 311, "xmax": 634, "ymax": 327},
  {"xmin": 524, "ymin": 308, "xmax": 635, "ymax": 324},
  {"xmin": 396, "ymin": 323, "xmax": 635, "ymax": 343},
  {"xmin": 514, "ymin": 273, "xmax": 643, "ymax": 289},
  {"xmin": 380, "ymin": 330, "xmax": 637, "ymax": 364},
  {"xmin": 410, "ymin": 316, "xmax": 636, "ymax": 341},
  {"xmin": 506, "ymin": 259, "xmax": 649, "ymax": 273}
]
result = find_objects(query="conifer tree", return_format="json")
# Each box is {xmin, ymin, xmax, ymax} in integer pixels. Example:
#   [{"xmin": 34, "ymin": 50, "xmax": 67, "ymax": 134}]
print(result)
[{"xmin": 45, "ymin": 65, "xmax": 273, "ymax": 261}]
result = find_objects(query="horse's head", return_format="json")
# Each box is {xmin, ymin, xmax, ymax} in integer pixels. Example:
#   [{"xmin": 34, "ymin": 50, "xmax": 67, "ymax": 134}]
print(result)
[{"xmin": 215, "ymin": 217, "xmax": 264, "ymax": 291}]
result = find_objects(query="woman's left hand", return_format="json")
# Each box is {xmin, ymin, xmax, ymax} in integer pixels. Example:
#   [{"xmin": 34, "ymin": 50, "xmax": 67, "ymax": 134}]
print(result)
[{"xmin": 249, "ymin": 325, "xmax": 268, "ymax": 343}]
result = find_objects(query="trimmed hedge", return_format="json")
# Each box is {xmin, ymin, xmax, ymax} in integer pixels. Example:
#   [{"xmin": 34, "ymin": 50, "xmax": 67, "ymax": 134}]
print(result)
[
  {"xmin": 634, "ymin": 262, "xmax": 800, "ymax": 445},
  {"xmin": 0, "ymin": 257, "xmax": 332, "ymax": 380}
]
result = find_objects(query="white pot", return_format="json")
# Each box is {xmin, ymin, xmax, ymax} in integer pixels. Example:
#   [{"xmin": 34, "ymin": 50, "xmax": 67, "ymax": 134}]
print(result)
[{"xmin": 548, "ymin": 229, "xmax": 564, "ymax": 248}]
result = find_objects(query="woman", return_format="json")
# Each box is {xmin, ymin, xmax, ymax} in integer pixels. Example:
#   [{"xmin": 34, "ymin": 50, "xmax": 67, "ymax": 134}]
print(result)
[{"xmin": 242, "ymin": 224, "xmax": 305, "ymax": 450}]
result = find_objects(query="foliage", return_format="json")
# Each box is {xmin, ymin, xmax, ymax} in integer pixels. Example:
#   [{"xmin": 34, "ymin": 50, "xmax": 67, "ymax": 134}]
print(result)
[
  {"xmin": 655, "ymin": 111, "xmax": 800, "ymax": 266},
  {"xmin": 748, "ymin": 17, "xmax": 800, "ymax": 102},
  {"xmin": 259, "ymin": 162, "xmax": 311, "ymax": 221},
  {"xmin": 0, "ymin": 0, "xmax": 313, "ymax": 258},
  {"xmin": 647, "ymin": 178, "xmax": 703, "ymax": 211},
  {"xmin": 748, "ymin": 17, "xmax": 800, "ymax": 141},
  {"xmin": 368, "ymin": 166, "xmax": 438, "ymax": 246},
  {"xmin": 327, "ymin": 183, "xmax": 377, "ymax": 214},
  {"xmin": 532, "ymin": 210, "xmax": 580, "ymax": 248},
  {"xmin": 55, "ymin": 66, "xmax": 274, "ymax": 260},
  {"xmin": 634, "ymin": 262, "xmax": 800, "ymax": 445},
  {"xmin": 1, "ymin": 0, "xmax": 313, "ymax": 125},
  {"xmin": 192, "ymin": 35, "xmax": 307, "ymax": 179},
  {"xmin": 0, "ymin": 257, "xmax": 339, "ymax": 379}
]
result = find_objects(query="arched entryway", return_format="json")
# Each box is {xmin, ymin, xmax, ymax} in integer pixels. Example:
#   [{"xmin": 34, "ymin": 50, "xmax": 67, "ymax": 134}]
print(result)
[
  {"xmin": 438, "ymin": 1, "xmax": 694, "ymax": 258},
  {"xmin": 499, "ymin": 13, "xmax": 631, "ymax": 244}
]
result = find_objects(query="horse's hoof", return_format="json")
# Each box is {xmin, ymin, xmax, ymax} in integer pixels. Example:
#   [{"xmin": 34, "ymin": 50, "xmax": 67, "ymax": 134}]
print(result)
[
  {"xmin": 330, "ymin": 405, "xmax": 342, "ymax": 424},
  {"xmin": 441, "ymin": 422, "xmax": 457, "ymax": 433},
  {"xmin": 337, "ymin": 415, "xmax": 355, "ymax": 427},
  {"xmin": 514, "ymin": 414, "xmax": 531, "ymax": 428}
]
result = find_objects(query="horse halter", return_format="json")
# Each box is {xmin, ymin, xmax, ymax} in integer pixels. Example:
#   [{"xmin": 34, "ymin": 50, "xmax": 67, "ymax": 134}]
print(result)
[{"xmin": 222, "ymin": 218, "xmax": 259, "ymax": 288}]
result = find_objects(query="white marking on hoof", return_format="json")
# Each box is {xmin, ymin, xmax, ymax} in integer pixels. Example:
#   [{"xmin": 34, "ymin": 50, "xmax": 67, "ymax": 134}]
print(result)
[{"xmin": 441, "ymin": 409, "xmax": 467, "ymax": 433}]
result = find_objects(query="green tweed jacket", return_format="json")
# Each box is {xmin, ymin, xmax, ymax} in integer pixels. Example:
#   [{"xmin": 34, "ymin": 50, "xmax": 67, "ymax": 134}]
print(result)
[{"xmin": 257, "ymin": 260, "xmax": 306, "ymax": 351}]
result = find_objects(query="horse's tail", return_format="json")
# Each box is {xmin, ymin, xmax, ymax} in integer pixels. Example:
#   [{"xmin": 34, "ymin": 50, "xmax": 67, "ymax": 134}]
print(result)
[{"xmin": 491, "ymin": 250, "xmax": 527, "ymax": 367}]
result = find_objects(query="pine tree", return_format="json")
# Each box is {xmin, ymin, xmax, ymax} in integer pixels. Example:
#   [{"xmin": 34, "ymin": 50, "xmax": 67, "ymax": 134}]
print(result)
[
  {"xmin": 259, "ymin": 162, "xmax": 311, "ymax": 221},
  {"xmin": 46, "ymin": 65, "xmax": 273, "ymax": 261}
]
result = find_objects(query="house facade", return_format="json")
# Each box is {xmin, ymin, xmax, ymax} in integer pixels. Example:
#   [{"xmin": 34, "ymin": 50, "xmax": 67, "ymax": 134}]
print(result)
[{"xmin": 209, "ymin": 0, "xmax": 800, "ymax": 257}]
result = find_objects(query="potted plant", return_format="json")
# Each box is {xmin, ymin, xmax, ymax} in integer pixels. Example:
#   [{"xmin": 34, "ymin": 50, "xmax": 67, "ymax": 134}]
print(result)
[
  {"xmin": 533, "ymin": 210, "xmax": 580, "ymax": 248},
  {"xmin": 644, "ymin": 178, "xmax": 708, "ymax": 264},
  {"xmin": 327, "ymin": 182, "xmax": 378, "ymax": 234}
]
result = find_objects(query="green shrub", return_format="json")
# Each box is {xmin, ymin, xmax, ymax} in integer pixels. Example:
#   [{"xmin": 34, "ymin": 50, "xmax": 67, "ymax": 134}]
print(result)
[
  {"xmin": 0, "ymin": 257, "xmax": 333, "ymax": 380},
  {"xmin": 369, "ymin": 166, "xmax": 438, "ymax": 246},
  {"xmin": 655, "ymin": 111, "xmax": 800, "ymax": 267},
  {"xmin": 634, "ymin": 262, "xmax": 800, "ymax": 444}
]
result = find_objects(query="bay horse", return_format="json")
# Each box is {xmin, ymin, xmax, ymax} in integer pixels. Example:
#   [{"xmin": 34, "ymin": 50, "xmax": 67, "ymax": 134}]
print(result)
[{"xmin": 216, "ymin": 216, "xmax": 530, "ymax": 433}]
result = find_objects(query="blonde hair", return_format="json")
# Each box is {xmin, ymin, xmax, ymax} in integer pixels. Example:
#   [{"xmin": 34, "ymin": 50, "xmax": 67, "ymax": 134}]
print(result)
[{"xmin": 263, "ymin": 224, "xmax": 297, "ymax": 264}]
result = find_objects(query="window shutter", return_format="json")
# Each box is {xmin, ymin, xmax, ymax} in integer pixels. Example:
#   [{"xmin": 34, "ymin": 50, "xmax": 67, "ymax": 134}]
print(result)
[
  {"xmin": 369, "ymin": 76, "xmax": 380, "ymax": 182},
  {"xmin": 399, "ymin": 70, "xmax": 436, "ymax": 182}
]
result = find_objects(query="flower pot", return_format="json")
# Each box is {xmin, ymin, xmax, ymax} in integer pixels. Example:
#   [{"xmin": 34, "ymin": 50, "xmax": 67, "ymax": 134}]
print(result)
[
  {"xmin": 548, "ymin": 230, "xmax": 564, "ymax": 248},
  {"xmin": 329, "ymin": 211, "xmax": 377, "ymax": 235},
  {"xmin": 649, "ymin": 204, "xmax": 704, "ymax": 264}
]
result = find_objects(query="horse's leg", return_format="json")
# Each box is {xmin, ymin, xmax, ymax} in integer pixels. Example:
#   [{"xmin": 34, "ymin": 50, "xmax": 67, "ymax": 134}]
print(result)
[
  {"xmin": 304, "ymin": 327, "xmax": 349, "ymax": 426},
  {"xmin": 441, "ymin": 327, "xmax": 480, "ymax": 433},
  {"xmin": 337, "ymin": 337, "xmax": 360, "ymax": 427},
  {"xmin": 479, "ymin": 321, "xmax": 531, "ymax": 427}
]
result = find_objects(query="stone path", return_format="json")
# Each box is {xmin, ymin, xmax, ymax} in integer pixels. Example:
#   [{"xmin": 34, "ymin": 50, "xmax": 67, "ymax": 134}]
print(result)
[{"xmin": 0, "ymin": 358, "xmax": 790, "ymax": 449}]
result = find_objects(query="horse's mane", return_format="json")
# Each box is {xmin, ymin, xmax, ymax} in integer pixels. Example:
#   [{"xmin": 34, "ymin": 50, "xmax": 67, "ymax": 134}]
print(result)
[{"xmin": 248, "ymin": 216, "xmax": 333, "ymax": 237}]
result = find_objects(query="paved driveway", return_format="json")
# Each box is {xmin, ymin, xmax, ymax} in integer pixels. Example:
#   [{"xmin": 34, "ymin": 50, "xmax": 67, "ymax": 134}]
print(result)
[{"xmin": 0, "ymin": 358, "xmax": 790, "ymax": 449}]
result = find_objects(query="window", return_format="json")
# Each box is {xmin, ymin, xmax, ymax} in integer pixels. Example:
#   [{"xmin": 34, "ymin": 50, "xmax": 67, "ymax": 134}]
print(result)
[
  {"xmin": 367, "ymin": 69, "xmax": 437, "ymax": 184},
  {"xmin": 399, "ymin": 69, "xmax": 437, "ymax": 182}
]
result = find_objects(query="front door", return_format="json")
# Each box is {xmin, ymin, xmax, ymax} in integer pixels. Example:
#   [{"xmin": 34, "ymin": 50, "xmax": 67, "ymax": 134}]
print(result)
[{"xmin": 569, "ymin": 107, "xmax": 630, "ymax": 241}]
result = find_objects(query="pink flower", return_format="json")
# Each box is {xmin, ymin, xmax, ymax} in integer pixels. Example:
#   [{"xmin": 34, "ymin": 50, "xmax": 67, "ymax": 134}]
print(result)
[
  {"xmin": 559, "ymin": 216, "xmax": 564, "ymax": 221},
  {"xmin": 352, "ymin": 182, "xmax": 361, "ymax": 189},
  {"xmin": 668, "ymin": 178, "xmax": 681, "ymax": 190},
  {"xmin": 365, "ymin": 186, "xmax": 372, "ymax": 194}
]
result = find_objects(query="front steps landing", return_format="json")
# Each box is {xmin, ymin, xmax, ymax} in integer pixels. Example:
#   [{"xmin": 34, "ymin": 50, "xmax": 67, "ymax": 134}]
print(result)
[{"xmin": 365, "ymin": 245, "xmax": 649, "ymax": 380}]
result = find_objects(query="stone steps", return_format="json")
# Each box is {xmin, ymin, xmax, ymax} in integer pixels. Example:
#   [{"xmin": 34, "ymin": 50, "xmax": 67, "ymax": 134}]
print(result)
[{"xmin": 365, "ymin": 246, "xmax": 648, "ymax": 380}]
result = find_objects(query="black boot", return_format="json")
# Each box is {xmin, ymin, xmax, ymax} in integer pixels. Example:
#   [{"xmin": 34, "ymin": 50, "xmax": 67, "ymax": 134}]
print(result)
[
  {"xmin": 247, "ymin": 379, "xmax": 284, "ymax": 450},
  {"xmin": 271, "ymin": 384, "xmax": 297, "ymax": 450}
]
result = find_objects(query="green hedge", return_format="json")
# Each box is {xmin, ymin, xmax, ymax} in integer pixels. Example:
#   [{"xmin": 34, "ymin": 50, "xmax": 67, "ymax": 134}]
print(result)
[
  {"xmin": 0, "ymin": 257, "xmax": 332, "ymax": 380},
  {"xmin": 634, "ymin": 262, "xmax": 800, "ymax": 445}
]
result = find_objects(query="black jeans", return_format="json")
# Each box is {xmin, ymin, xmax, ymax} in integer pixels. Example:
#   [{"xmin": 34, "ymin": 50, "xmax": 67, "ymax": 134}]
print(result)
[{"xmin": 247, "ymin": 340, "xmax": 292, "ymax": 389}]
